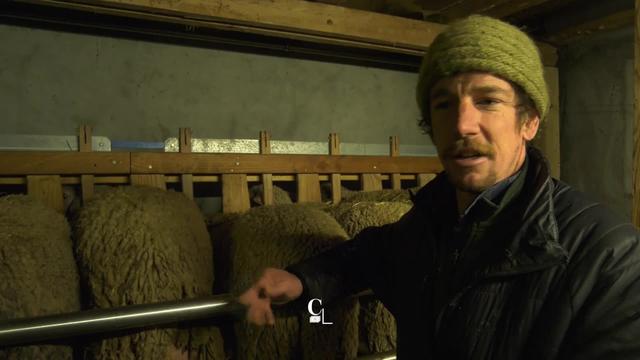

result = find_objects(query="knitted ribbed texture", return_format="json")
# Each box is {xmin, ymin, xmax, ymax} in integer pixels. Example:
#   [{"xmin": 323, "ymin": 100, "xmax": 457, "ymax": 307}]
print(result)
[{"xmin": 416, "ymin": 15, "xmax": 549, "ymax": 125}]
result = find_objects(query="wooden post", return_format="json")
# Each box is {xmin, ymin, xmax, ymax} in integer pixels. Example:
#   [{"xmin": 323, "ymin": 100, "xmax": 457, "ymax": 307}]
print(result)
[
  {"xmin": 389, "ymin": 135, "xmax": 401, "ymax": 190},
  {"xmin": 27, "ymin": 175, "xmax": 64, "ymax": 213},
  {"xmin": 533, "ymin": 67, "xmax": 561, "ymax": 179},
  {"xmin": 179, "ymin": 127, "xmax": 194, "ymax": 199},
  {"xmin": 222, "ymin": 174, "xmax": 250, "ymax": 213},
  {"xmin": 329, "ymin": 133, "xmax": 341, "ymax": 204},
  {"xmin": 417, "ymin": 174, "xmax": 436, "ymax": 188},
  {"xmin": 633, "ymin": 0, "xmax": 640, "ymax": 226},
  {"xmin": 260, "ymin": 131, "xmax": 274, "ymax": 206},
  {"xmin": 361, "ymin": 174, "xmax": 383, "ymax": 191},
  {"xmin": 78, "ymin": 125, "xmax": 94, "ymax": 203},
  {"xmin": 297, "ymin": 174, "xmax": 321, "ymax": 202},
  {"xmin": 130, "ymin": 174, "xmax": 167, "ymax": 189}
]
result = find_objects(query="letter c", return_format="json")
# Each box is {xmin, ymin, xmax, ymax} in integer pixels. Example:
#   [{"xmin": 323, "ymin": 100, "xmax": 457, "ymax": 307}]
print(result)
[{"xmin": 307, "ymin": 298, "xmax": 322, "ymax": 316}]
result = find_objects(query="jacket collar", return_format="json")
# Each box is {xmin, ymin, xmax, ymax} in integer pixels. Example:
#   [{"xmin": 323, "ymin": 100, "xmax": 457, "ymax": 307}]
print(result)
[{"xmin": 412, "ymin": 146, "xmax": 569, "ymax": 278}]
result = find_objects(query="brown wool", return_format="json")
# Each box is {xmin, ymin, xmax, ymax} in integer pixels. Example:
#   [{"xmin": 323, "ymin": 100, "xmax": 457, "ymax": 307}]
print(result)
[
  {"xmin": 0, "ymin": 195, "xmax": 81, "ymax": 360},
  {"xmin": 73, "ymin": 186, "xmax": 224, "ymax": 359},
  {"xmin": 325, "ymin": 201, "xmax": 413, "ymax": 355},
  {"xmin": 341, "ymin": 188, "xmax": 416, "ymax": 204},
  {"xmin": 227, "ymin": 204, "xmax": 359, "ymax": 360}
]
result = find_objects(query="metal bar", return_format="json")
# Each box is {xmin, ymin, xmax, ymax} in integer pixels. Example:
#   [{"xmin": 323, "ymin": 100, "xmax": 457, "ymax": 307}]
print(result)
[
  {"xmin": 0, "ymin": 294, "xmax": 241, "ymax": 347},
  {"xmin": 356, "ymin": 350, "xmax": 397, "ymax": 360}
]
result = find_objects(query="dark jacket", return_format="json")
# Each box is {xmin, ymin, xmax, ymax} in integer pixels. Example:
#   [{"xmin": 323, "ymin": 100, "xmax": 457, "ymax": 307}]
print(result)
[{"xmin": 288, "ymin": 147, "xmax": 640, "ymax": 359}]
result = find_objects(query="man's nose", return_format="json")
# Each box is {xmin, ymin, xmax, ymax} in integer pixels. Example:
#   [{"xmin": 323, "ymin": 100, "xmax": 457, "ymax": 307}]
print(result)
[{"xmin": 454, "ymin": 100, "xmax": 480, "ymax": 136}]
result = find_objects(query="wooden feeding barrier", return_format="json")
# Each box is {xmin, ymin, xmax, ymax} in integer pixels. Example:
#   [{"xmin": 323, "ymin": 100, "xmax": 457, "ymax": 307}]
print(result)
[{"xmin": 0, "ymin": 126, "xmax": 443, "ymax": 214}]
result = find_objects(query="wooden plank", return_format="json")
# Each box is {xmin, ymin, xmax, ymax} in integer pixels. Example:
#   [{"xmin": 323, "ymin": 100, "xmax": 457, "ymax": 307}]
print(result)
[
  {"xmin": 179, "ymin": 127, "xmax": 192, "ymax": 153},
  {"xmin": 532, "ymin": 67, "xmax": 561, "ymax": 179},
  {"xmin": 78, "ymin": 125, "xmax": 92, "ymax": 152},
  {"xmin": 260, "ymin": 131, "xmax": 274, "ymax": 206},
  {"xmin": 95, "ymin": 176, "xmax": 130, "ymax": 184},
  {"xmin": 81, "ymin": 174, "xmax": 94, "ymax": 203},
  {"xmin": 24, "ymin": 0, "xmax": 444, "ymax": 51},
  {"xmin": 261, "ymin": 173, "xmax": 274, "ymax": 205},
  {"xmin": 130, "ymin": 174, "xmax": 167, "ymax": 189},
  {"xmin": 181, "ymin": 174, "xmax": 194, "ymax": 199},
  {"xmin": 17, "ymin": 0, "xmax": 557, "ymax": 65},
  {"xmin": 389, "ymin": 135, "xmax": 401, "ymax": 190},
  {"xmin": 27, "ymin": 175, "xmax": 64, "ymax": 213},
  {"xmin": 431, "ymin": 0, "xmax": 558, "ymax": 24},
  {"xmin": 179, "ymin": 128, "xmax": 194, "ymax": 198},
  {"xmin": 546, "ymin": 10, "xmax": 635, "ymax": 45},
  {"xmin": 222, "ymin": 174, "xmax": 250, "ymax": 213},
  {"xmin": 361, "ymin": 173, "xmax": 383, "ymax": 191},
  {"xmin": 633, "ymin": 0, "xmax": 640, "ymax": 227},
  {"xmin": 131, "ymin": 153, "xmax": 443, "ymax": 174},
  {"xmin": 417, "ymin": 173, "xmax": 437, "ymax": 188},
  {"xmin": 0, "ymin": 152, "xmax": 130, "ymax": 175},
  {"xmin": 297, "ymin": 174, "xmax": 322, "ymax": 203},
  {"xmin": 0, "ymin": 177, "xmax": 26, "ymax": 185},
  {"xmin": 329, "ymin": 133, "xmax": 341, "ymax": 204}
]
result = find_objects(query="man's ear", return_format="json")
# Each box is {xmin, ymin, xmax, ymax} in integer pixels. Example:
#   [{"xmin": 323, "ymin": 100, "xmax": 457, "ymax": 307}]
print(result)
[{"xmin": 522, "ymin": 115, "xmax": 540, "ymax": 141}]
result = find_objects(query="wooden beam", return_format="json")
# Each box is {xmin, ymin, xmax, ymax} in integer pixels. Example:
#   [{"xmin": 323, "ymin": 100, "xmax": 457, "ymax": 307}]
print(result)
[
  {"xmin": 259, "ymin": 131, "xmax": 274, "ymax": 206},
  {"xmin": 0, "ymin": 152, "xmax": 130, "ymax": 175},
  {"xmin": 532, "ymin": 67, "xmax": 561, "ymax": 179},
  {"xmin": 417, "ymin": 173, "xmax": 436, "ymax": 187},
  {"xmin": 27, "ymin": 175, "xmax": 64, "ymax": 213},
  {"xmin": 179, "ymin": 127, "xmax": 192, "ymax": 154},
  {"xmin": 546, "ymin": 9, "xmax": 635, "ymax": 45},
  {"xmin": 425, "ymin": 0, "xmax": 550, "ymax": 21},
  {"xmin": 80, "ymin": 174, "xmax": 95, "ymax": 203},
  {"xmin": 21, "ymin": 0, "xmax": 444, "ymax": 52},
  {"xmin": 361, "ymin": 173, "xmax": 383, "ymax": 191},
  {"xmin": 633, "ymin": 0, "xmax": 640, "ymax": 227},
  {"xmin": 297, "ymin": 174, "xmax": 322, "ymax": 202},
  {"xmin": 78, "ymin": 125, "xmax": 92, "ymax": 152},
  {"xmin": 179, "ymin": 128, "xmax": 194, "ymax": 199},
  {"xmin": 222, "ymin": 174, "xmax": 250, "ymax": 213},
  {"xmin": 329, "ymin": 133, "xmax": 341, "ymax": 204},
  {"xmin": 130, "ymin": 174, "xmax": 167, "ymax": 189},
  {"xmin": 389, "ymin": 135, "xmax": 402, "ymax": 190},
  {"xmin": 130, "ymin": 153, "xmax": 443, "ymax": 175}
]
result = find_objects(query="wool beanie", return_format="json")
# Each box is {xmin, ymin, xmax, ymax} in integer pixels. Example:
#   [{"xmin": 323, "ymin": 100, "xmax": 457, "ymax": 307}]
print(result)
[{"xmin": 416, "ymin": 15, "xmax": 549, "ymax": 128}]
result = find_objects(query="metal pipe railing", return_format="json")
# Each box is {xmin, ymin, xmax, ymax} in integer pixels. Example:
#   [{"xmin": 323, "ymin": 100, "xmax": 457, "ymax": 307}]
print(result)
[
  {"xmin": 0, "ymin": 294, "xmax": 242, "ymax": 347},
  {"xmin": 356, "ymin": 350, "xmax": 397, "ymax": 360}
]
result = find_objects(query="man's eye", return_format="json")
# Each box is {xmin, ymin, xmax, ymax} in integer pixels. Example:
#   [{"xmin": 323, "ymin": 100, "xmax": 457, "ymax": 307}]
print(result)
[
  {"xmin": 476, "ymin": 98, "xmax": 501, "ymax": 106},
  {"xmin": 433, "ymin": 101, "xmax": 450, "ymax": 110}
]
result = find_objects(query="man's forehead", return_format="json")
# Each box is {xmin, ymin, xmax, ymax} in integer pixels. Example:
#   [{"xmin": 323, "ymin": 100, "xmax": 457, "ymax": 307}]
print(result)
[{"xmin": 430, "ymin": 72, "xmax": 514, "ymax": 97}]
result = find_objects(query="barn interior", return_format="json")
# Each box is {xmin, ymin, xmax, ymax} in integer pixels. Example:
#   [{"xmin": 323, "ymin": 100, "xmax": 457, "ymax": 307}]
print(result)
[{"xmin": 0, "ymin": 0, "xmax": 637, "ymax": 358}]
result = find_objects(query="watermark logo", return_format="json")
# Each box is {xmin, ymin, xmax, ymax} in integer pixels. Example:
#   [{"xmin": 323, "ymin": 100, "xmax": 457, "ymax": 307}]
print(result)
[{"xmin": 307, "ymin": 298, "xmax": 333, "ymax": 325}]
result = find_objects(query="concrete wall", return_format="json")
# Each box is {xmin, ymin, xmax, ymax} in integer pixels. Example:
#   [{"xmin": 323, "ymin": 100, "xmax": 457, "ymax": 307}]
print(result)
[
  {"xmin": 559, "ymin": 26, "xmax": 634, "ymax": 219},
  {"xmin": 0, "ymin": 23, "xmax": 429, "ymax": 148}
]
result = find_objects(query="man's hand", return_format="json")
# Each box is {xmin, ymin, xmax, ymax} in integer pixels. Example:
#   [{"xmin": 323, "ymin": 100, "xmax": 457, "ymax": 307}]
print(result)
[{"xmin": 238, "ymin": 268, "xmax": 303, "ymax": 326}]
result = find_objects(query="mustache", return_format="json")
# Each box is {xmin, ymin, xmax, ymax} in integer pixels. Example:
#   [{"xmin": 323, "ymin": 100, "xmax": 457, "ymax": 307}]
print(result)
[{"xmin": 443, "ymin": 139, "xmax": 495, "ymax": 159}]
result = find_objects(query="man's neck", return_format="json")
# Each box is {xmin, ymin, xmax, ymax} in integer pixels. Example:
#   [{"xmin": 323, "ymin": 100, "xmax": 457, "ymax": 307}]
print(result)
[
  {"xmin": 456, "ymin": 190, "xmax": 478, "ymax": 216},
  {"xmin": 455, "ymin": 152, "xmax": 528, "ymax": 216}
]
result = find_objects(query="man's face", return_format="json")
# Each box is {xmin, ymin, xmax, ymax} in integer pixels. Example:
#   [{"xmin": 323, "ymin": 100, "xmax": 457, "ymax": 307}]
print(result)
[{"xmin": 429, "ymin": 72, "xmax": 539, "ymax": 193}]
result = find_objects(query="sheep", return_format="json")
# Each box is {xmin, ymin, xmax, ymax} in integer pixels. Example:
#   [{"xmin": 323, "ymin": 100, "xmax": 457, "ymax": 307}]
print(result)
[
  {"xmin": 226, "ymin": 204, "xmax": 359, "ymax": 360},
  {"xmin": 341, "ymin": 188, "xmax": 416, "ymax": 203},
  {"xmin": 0, "ymin": 195, "xmax": 81, "ymax": 359},
  {"xmin": 249, "ymin": 184, "xmax": 293, "ymax": 207},
  {"xmin": 325, "ymin": 201, "xmax": 413, "ymax": 356},
  {"xmin": 73, "ymin": 186, "xmax": 224, "ymax": 359}
]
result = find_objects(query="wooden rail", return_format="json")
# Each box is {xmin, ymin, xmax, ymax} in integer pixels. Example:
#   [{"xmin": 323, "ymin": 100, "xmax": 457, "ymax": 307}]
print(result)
[{"xmin": 0, "ymin": 127, "xmax": 443, "ymax": 214}]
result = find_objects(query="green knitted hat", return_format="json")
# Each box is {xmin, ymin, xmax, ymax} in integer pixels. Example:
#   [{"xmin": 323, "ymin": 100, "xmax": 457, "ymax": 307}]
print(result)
[{"xmin": 416, "ymin": 15, "xmax": 549, "ymax": 129}]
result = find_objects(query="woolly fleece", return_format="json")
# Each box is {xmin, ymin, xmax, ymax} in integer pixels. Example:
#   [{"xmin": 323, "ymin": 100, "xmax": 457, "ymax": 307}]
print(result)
[
  {"xmin": 228, "ymin": 204, "xmax": 359, "ymax": 360},
  {"xmin": 325, "ymin": 201, "xmax": 413, "ymax": 355},
  {"xmin": 0, "ymin": 195, "xmax": 81, "ymax": 359},
  {"xmin": 74, "ymin": 186, "xmax": 224, "ymax": 359}
]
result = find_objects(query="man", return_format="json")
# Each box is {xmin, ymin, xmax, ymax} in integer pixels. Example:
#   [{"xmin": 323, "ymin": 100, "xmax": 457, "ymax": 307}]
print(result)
[{"xmin": 240, "ymin": 15, "xmax": 640, "ymax": 359}]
